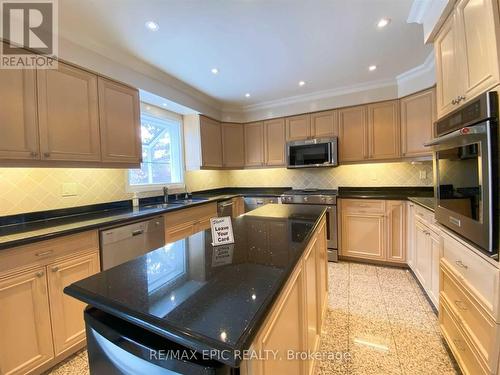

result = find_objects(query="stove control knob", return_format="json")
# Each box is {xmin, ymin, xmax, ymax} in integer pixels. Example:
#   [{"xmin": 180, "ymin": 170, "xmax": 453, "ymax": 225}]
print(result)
[
  {"xmin": 321, "ymin": 197, "xmax": 326, "ymax": 202},
  {"xmin": 304, "ymin": 197, "xmax": 308, "ymax": 202}
]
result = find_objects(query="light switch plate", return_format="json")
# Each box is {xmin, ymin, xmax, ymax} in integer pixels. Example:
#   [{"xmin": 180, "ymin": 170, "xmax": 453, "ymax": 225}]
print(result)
[{"xmin": 62, "ymin": 182, "xmax": 78, "ymax": 197}]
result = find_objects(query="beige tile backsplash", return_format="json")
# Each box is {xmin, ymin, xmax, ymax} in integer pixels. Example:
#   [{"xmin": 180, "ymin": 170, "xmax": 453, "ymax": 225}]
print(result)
[{"xmin": 0, "ymin": 161, "xmax": 433, "ymax": 216}]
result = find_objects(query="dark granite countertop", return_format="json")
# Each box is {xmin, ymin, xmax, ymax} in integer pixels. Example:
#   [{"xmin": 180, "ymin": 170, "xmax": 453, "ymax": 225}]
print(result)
[
  {"xmin": 64, "ymin": 204, "xmax": 326, "ymax": 368},
  {"xmin": 338, "ymin": 186, "xmax": 434, "ymax": 200},
  {"xmin": 0, "ymin": 187, "xmax": 290, "ymax": 250},
  {"xmin": 408, "ymin": 197, "xmax": 436, "ymax": 212}
]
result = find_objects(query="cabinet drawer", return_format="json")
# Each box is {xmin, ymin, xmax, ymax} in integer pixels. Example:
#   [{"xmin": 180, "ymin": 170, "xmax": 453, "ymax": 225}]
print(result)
[
  {"xmin": 0, "ymin": 231, "xmax": 99, "ymax": 276},
  {"xmin": 196, "ymin": 215, "xmax": 213, "ymax": 232},
  {"xmin": 341, "ymin": 199, "xmax": 385, "ymax": 214},
  {"xmin": 414, "ymin": 204, "xmax": 436, "ymax": 225},
  {"xmin": 164, "ymin": 202, "xmax": 217, "ymax": 228},
  {"xmin": 442, "ymin": 232, "xmax": 499, "ymax": 315},
  {"xmin": 166, "ymin": 223, "xmax": 194, "ymax": 244},
  {"xmin": 440, "ymin": 297, "xmax": 490, "ymax": 375},
  {"xmin": 441, "ymin": 261, "xmax": 497, "ymax": 363}
]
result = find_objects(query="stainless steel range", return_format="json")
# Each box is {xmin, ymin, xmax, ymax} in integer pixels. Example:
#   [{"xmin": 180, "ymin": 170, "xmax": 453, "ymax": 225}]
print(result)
[{"xmin": 281, "ymin": 189, "xmax": 338, "ymax": 261}]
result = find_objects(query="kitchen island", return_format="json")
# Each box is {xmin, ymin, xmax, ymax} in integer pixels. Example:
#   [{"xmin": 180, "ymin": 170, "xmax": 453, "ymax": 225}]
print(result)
[{"xmin": 65, "ymin": 204, "xmax": 328, "ymax": 374}]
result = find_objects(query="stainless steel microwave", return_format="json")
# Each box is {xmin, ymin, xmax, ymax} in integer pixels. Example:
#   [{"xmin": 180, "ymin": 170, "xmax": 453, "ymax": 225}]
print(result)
[
  {"xmin": 425, "ymin": 92, "xmax": 498, "ymax": 255},
  {"xmin": 286, "ymin": 137, "xmax": 338, "ymax": 168}
]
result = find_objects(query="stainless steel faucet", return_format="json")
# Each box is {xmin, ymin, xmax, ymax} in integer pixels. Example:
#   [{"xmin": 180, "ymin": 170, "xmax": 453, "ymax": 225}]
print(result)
[{"xmin": 163, "ymin": 186, "xmax": 169, "ymax": 204}]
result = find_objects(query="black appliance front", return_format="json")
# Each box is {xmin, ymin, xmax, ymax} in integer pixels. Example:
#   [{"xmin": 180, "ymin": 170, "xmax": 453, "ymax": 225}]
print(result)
[{"xmin": 84, "ymin": 307, "xmax": 235, "ymax": 375}]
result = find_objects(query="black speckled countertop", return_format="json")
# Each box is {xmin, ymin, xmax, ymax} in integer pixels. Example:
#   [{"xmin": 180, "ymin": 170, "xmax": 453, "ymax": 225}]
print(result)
[
  {"xmin": 64, "ymin": 204, "xmax": 326, "ymax": 367},
  {"xmin": 338, "ymin": 186, "xmax": 434, "ymax": 200},
  {"xmin": 408, "ymin": 197, "xmax": 436, "ymax": 212},
  {"xmin": 0, "ymin": 187, "xmax": 290, "ymax": 250}
]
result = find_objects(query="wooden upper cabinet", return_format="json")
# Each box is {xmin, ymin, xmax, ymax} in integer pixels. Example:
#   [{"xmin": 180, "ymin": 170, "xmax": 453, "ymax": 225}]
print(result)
[
  {"xmin": 222, "ymin": 122, "xmax": 245, "ymax": 168},
  {"xmin": 48, "ymin": 251, "xmax": 99, "ymax": 356},
  {"xmin": 200, "ymin": 116, "xmax": 223, "ymax": 168},
  {"xmin": 37, "ymin": 62, "xmax": 101, "ymax": 162},
  {"xmin": 0, "ymin": 267, "xmax": 54, "ymax": 375},
  {"xmin": 286, "ymin": 114, "xmax": 311, "ymax": 141},
  {"xmin": 311, "ymin": 110, "xmax": 338, "ymax": 138},
  {"xmin": 338, "ymin": 105, "xmax": 367, "ymax": 162},
  {"xmin": 434, "ymin": 0, "xmax": 499, "ymax": 118},
  {"xmin": 401, "ymin": 88, "xmax": 436, "ymax": 157},
  {"xmin": 435, "ymin": 13, "xmax": 461, "ymax": 117},
  {"xmin": 98, "ymin": 77, "xmax": 141, "ymax": 164},
  {"xmin": 244, "ymin": 121, "xmax": 265, "ymax": 167},
  {"xmin": 0, "ymin": 65, "xmax": 39, "ymax": 160},
  {"xmin": 455, "ymin": 0, "xmax": 499, "ymax": 101},
  {"xmin": 367, "ymin": 100, "xmax": 400, "ymax": 160},
  {"xmin": 264, "ymin": 118, "xmax": 286, "ymax": 166}
]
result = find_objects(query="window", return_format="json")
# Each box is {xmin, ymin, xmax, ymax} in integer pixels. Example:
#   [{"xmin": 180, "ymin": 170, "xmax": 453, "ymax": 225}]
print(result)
[{"xmin": 128, "ymin": 108, "xmax": 184, "ymax": 191}]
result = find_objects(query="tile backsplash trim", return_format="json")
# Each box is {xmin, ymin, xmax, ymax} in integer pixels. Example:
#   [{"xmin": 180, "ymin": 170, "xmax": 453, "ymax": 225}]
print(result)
[{"xmin": 0, "ymin": 161, "xmax": 432, "ymax": 216}]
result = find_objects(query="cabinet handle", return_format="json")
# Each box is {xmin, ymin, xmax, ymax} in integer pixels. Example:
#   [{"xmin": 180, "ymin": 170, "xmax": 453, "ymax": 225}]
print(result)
[
  {"xmin": 43, "ymin": 152, "xmax": 50, "ymax": 158},
  {"xmin": 452, "ymin": 98, "xmax": 457, "ymax": 105},
  {"xmin": 35, "ymin": 271, "xmax": 44, "ymax": 278},
  {"xmin": 457, "ymin": 95, "xmax": 466, "ymax": 103},
  {"xmin": 51, "ymin": 266, "xmax": 59, "ymax": 273},
  {"xmin": 30, "ymin": 151, "xmax": 38, "ymax": 158},
  {"xmin": 35, "ymin": 250, "xmax": 53, "ymax": 257},
  {"xmin": 455, "ymin": 260, "xmax": 468, "ymax": 269},
  {"xmin": 454, "ymin": 300, "xmax": 468, "ymax": 311}
]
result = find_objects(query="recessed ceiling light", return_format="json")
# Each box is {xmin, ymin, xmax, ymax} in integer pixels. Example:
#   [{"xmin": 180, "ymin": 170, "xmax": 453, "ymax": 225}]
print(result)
[
  {"xmin": 299, "ymin": 81, "xmax": 306, "ymax": 86},
  {"xmin": 377, "ymin": 18, "xmax": 391, "ymax": 28},
  {"xmin": 369, "ymin": 65, "xmax": 377, "ymax": 71},
  {"xmin": 145, "ymin": 21, "xmax": 159, "ymax": 31},
  {"xmin": 162, "ymin": 103, "xmax": 168, "ymax": 107},
  {"xmin": 245, "ymin": 93, "xmax": 251, "ymax": 98},
  {"xmin": 211, "ymin": 68, "xmax": 219, "ymax": 75}
]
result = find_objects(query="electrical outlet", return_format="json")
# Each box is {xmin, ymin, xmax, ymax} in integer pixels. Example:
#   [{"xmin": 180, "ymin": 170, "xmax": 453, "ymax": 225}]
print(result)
[
  {"xmin": 62, "ymin": 182, "xmax": 78, "ymax": 197},
  {"xmin": 419, "ymin": 170, "xmax": 427, "ymax": 180}
]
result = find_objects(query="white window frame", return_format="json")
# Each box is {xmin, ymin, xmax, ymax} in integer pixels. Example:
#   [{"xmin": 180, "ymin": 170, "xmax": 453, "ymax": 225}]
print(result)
[{"xmin": 127, "ymin": 104, "xmax": 186, "ymax": 194}]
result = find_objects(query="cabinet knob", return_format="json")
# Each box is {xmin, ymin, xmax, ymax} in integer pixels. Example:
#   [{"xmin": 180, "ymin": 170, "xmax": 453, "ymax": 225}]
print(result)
[
  {"xmin": 457, "ymin": 95, "xmax": 466, "ymax": 102},
  {"xmin": 35, "ymin": 271, "xmax": 44, "ymax": 278},
  {"xmin": 30, "ymin": 151, "xmax": 38, "ymax": 158},
  {"xmin": 455, "ymin": 260, "xmax": 468, "ymax": 269},
  {"xmin": 452, "ymin": 99, "xmax": 457, "ymax": 105},
  {"xmin": 43, "ymin": 152, "xmax": 50, "ymax": 158},
  {"xmin": 51, "ymin": 266, "xmax": 59, "ymax": 273}
]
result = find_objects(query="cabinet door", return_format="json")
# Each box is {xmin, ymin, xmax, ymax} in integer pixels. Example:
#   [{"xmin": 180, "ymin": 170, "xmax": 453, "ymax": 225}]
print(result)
[
  {"xmin": 222, "ymin": 122, "xmax": 244, "ymax": 168},
  {"xmin": 37, "ymin": 62, "xmax": 101, "ymax": 161},
  {"xmin": 414, "ymin": 220, "xmax": 432, "ymax": 289},
  {"xmin": 401, "ymin": 88, "xmax": 436, "ymax": 157},
  {"xmin": 259, "ymin": 268, "xmax": 304, "ymax": 375},
  {"xmin": 264, "ymin": 118, "xmax": 286, "ymax": 166},
  {"xmin": 0, "ymin": 268, "xmax": 53, "ymax": 375},
  {"xmin": 244, "ymin": 122, "xmax": 265, "ymax": 167},
  {"xmin": 341, "ymin": 212, "xmax": 385, "ymax": 260},
  {"xmin": 456, "ymin": 0, "xmax": 500, "ymax": 102},
  {"xmin": 199, "ymin": 116, "xmax": 223, "ymax": 168},
  {"xmin": 316, "ymin": 222, "xmax": 328, "ymax": 320},
  {"xmin": 338, "ymin": 106, "xmax": 367, "ymax": 162},
  {"xmin": 386, "ymin": 201, "xmax": 406, "ymax": 263},
  {"xmin": 435, "ymin": 13, "xmax": 462, "ymax": 118},
  {"xmin": 47, "ymin": 252, "xmax": 99, "ymax": 356},
  {"xmin": 368, "ymin": 100, "xmax": 400, "ymax": 160},
  {"xmin": 0, "ymin": 66, "xmax": 39, "ymax": 160},
  {"xmin": 304, "ymin": 238, "xmax": 319, "ymax": 367},
  {"xmin": 286, "ymin": 114, "xmax": 311, "ymax": 141},
  {"xmin": 311, "ymin": 110, "xmax": 338, "ymax": 138},
  {"xmin": 429, "ymin": 231, "xmax": 441, "ymax": 308},
  {"xmin": 98, "ymin": 77, "xmax": 141, "ymax": 164},
  {"xmin": 407, "ymin": 203, "xmax": 416, "ymax": 270}
]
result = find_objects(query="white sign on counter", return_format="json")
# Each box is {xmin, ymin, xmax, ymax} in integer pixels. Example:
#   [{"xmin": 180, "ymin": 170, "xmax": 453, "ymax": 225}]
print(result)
[{"xmin": 210, "ymin": 216, "xmax": 234, "ymax": 246}]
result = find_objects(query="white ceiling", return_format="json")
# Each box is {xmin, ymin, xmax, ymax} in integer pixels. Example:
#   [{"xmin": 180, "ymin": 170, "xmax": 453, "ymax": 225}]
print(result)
[{"xmin": 59, "ymin": 0, "xmax": 432, "ymax": 108}]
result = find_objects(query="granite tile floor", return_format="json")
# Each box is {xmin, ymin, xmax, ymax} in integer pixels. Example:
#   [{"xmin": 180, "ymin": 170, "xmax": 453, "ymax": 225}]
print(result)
[{"xmin": 46, "ymin": 261, "xmax": 459, "ymax": 375}]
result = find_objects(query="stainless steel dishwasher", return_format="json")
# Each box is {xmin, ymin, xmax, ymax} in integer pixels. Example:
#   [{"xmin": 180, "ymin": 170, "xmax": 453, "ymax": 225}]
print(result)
[{"xmin": 100, "ymin": 216, "xmax": 165, "ymax": 270}]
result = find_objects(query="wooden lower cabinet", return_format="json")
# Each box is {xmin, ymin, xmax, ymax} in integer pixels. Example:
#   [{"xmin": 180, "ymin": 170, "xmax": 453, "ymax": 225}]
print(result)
[
  {"xmin": 241, "ymin": 218, "xmax": 327, "ymax": 375},
  {"xmin": 0, "ymin": 231, "xmax": 100, "ymax": 375},
  {"xmin": 0, "ymin": 267, "xmax": 54, "ymax": 375},
  {"xmin": 232, "ymin": 197, "xmax": 245, "ymax": 217},
  {"xmin": 47, "ymin": 252, "xmax": 99, "ymax": 356},
  {"xmin": 165, "ymin": 202, "xmax": 217, "ymax": 243},
  {"xmin": 340, "ymin": 199, "xmax": 407, "ymax": 264}
]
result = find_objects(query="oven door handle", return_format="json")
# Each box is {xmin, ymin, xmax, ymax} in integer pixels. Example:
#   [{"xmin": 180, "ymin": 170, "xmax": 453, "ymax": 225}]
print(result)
[{"xmin": 424, "ymin": 124, "xmax": 487, "ymax": 147}]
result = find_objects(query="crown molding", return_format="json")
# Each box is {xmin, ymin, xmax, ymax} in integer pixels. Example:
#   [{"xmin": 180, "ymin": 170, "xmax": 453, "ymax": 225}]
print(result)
[
  {"xmin": 223, "ymin": 78, "xmax": 397, "ymax": 113},
  {"xmin": 396, "ymin": 52, "xmax": 435, "ymax": 84}
]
